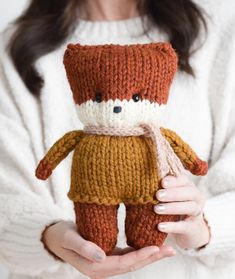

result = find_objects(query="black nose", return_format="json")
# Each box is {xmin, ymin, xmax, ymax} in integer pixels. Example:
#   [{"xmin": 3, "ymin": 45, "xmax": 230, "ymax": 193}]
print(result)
[{"xmin": 113, "ymin": 106, "xmax": 122, "ymax": 113}]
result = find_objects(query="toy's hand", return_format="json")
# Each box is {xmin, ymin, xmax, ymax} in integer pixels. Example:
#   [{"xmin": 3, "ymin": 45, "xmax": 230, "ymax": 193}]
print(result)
[
  {"xmin": 35, "ymin": 158, "xmax": 53, "ymax": 180},
  {"xmin": 191, "ymin": 158, "xmax": 208, "ymax": 176},
  {"xmin": 42, "ymin": 221, "xmax": 176, "ymax": 278},
  {"xmin": 155, "ymin": 174, "xmax": 211, "ymax": 250}
]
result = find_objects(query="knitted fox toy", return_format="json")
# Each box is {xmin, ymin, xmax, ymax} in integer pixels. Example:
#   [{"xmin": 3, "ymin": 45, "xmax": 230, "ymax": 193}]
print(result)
[{"xmin": 35, "ymin": 42, "xmax": 208, "ymax": 255}]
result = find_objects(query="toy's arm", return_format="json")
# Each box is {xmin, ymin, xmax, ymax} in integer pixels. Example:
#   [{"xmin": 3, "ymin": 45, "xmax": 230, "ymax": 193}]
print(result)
[
  {"xmin": 35, "ymin": 130, "xmax": 84, "ymax": 180},
  {"xmin": 160, "ymin": 127, "xmax": 208, "ymax": 176}
]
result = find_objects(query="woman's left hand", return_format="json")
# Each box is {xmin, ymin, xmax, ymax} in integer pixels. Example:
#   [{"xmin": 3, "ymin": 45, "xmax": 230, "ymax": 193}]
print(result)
[{"xmin": 154, "ymin": 174, "xmax": 211, "ymax": 250}]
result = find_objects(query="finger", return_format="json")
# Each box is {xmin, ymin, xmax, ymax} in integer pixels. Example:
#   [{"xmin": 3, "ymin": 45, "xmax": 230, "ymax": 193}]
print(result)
[
  {"xmin": 62, "ymin": 229, "xmax": 106, "ymax": 263},
  {"xmin": 65, "ymin": 246, "xmax": 160, "ymax": 278},
  {"xmin": 161, "ymin": 175, "xmax": 190, "ymax": 188},
  {"xmin": 62, "ymin": 248, "xmax": 112, "ymax": 279},
  {"xmin": 112, "ymin": 246, "xmax": 135, "ymax": 255},
  {"xmin": 60, "ymin": 249, "xmax": 99, "ymax": 277},
  {"xmin": 103, "ymin": 245, "xmax": 176, "ymax": 278},
  {"xmin": 156, "ymin": 185, "xmax": 201, "ymax": 203},
  {"xmin": 127, "ymin": 245, "xmax": 176, "ymax": 273},
  {"xmin": 90, "ymin": 246, "xmax": 159, "ymax": 275},
  {"xmin": 153, "ymin": 245, "xmax": 176, "ymax": 257},
  {"xmin": 154, "ymin": 201, "xmax": 201, "ymax": 216},
  {"xmin": 158, "ymin": 220, "xmax": 191, "ymax": 234},
  {"xmin": 118, "ymin": 246, "xmax": 159, "ymax": 266}
]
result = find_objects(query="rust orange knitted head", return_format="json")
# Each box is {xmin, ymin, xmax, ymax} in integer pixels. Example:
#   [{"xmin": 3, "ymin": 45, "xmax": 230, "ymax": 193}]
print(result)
[{"xmin": 63, "ymin": 42, "xmax": 178, "ymax": 105}]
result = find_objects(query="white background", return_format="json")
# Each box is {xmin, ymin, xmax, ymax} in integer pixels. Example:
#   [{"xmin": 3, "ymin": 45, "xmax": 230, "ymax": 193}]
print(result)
[{"xmin": 0, "ymin": 2, "xmax": 28, "ymax": 278}]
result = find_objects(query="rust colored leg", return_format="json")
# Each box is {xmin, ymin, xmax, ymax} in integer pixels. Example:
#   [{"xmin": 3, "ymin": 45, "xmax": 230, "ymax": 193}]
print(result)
[
  {"xmin": 125, "ymin": 203, "xmax": 180, "ymax": 249},
  {"xmin": 74, "ymin": 202, "xmax": 119, "ymax": 255}
]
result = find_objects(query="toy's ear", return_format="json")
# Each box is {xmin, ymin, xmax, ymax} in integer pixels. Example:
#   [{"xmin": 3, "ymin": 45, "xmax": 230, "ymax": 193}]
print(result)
[
  {"xmin": 148, "ymin": 42, "xmax": 178, "ymax": 105},
  {"xmin": 66, "ymin": 43, "xmax": 81, "ymax": 50},
  {"xmin": 150, "ymin": 42, "xmax": 178, "ymax": 65},
  {"xmin": 63, "ymin": 43, "xmax": 83, "ymax": 66},
  {"xmin": 63, "ymin": 43, "xmax": 83, "ymax": 104},
  {"xmin": 64, "ymin": 43, "xmax": 82, "ymax": 59},
  {"xmin": 152, "ymin": 42, "xmax": 172, "ymax": 50},
  {"xmin": 150, "ymin": 42, "xmax": 175, "ymax": 53}
]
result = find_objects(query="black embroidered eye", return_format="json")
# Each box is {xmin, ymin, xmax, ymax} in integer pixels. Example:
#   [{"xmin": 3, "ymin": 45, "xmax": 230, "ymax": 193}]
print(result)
[
  {"xmin": 132, "ymin": 93, "xmax": 141, "ymax": 102},
  {"xmin": 94, "ymin": 92, "xmax": 102, "ymax": 103}
]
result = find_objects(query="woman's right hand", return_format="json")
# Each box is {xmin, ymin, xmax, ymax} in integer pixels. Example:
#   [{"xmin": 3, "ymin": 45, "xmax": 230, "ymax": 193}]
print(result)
[{"xmin": 42, "ymin": 221, "xmax": 176, "ymax": 279}]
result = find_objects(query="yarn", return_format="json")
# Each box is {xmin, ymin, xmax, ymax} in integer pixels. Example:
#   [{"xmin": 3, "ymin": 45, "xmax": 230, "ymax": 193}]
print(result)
[
  {"xmin": 84, "ymin": 124, "xmax": 185, "ymax": 178},
  {"xmin": 35, "ymin": 130, "xmax": 84, "ymax": 180},
  {"xmin": 35, "ymin": 42, "xmax": 208, "ymax": 254},
  {"xmin": 36, "ymin": 126, "xmax": 207, "ymax": 205},
  {"xmin": 74, "ymin": 202, "xmax": 119, "ymax": 255},
  {"xmin": 63, "ymin": 42, "xmax": 178, "ymax": 105}
]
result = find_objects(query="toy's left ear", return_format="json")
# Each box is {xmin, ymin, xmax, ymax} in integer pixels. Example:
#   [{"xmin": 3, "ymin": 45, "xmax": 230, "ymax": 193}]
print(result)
[
  {"xmin": 150, "ymin": 42, "xmax": 178, "ymax": 69},
  {"xmin": 150, "ymin": 42, "xmax": 177, "ymax": 54},
  {"xmin": 151, "ymin": 42, "xmax": 174, "ymax": 51},
  {"xmin": 148, "ymin": 42, "xmax": 179, "ymax": 105}
]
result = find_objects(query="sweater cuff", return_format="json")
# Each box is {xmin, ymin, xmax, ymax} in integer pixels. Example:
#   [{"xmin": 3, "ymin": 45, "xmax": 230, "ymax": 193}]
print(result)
[
  {"xmin": 0, "ymin": 196, "xmax": 72, "ymax": 276},
  {"xmin": 175, "ymin": 192, "xmax": 235, "ymax": 263}
]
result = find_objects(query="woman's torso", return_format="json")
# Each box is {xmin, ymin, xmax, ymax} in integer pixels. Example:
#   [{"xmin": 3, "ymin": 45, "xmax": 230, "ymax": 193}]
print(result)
[{"xmin": 3, "ymin": 0, "xmax": 235, "ymax": 278}]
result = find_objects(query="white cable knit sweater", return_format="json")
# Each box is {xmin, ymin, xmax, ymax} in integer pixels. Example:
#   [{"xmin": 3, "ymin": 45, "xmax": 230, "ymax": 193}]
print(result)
[{"xmin": 0, "ymin": 0, "xmax": 235, "ymax": 278}]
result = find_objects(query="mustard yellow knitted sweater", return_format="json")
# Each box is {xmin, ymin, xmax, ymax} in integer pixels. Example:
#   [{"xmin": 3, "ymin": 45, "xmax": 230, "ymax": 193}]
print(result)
[{"xmin": 36, "ymin": 128, "xmax": 205, "ymax": 205}]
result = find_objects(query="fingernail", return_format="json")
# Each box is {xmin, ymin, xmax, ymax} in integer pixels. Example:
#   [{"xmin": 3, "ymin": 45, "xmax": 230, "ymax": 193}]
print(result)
[
  {"xmin": 157, "ymin": 190, "xmax": 166, "ymax": 199},
  {"xmin": 93, "ymin": 251, "xmax": 105, "ymax": 262},
  {"xmin": 158, "ymin": 223, "xmax": 167, "ymax": 231},
  {"xmin": 154, "ymin": 204, "xmax": 165, "ymax": 212}
]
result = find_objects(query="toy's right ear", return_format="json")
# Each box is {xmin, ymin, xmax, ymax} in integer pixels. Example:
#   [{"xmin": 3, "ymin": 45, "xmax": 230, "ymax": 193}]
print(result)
[
  {"xmin": 66, "ymin": 43, "xmax": 81, "ymax": 50},
  {"xmin": 64, "ymin": 43, "xmax": 82, "ymax": 57},
  {"xmin": 63, "ymin": 43, "xmax": 82, "ymax": 104},
  {"xmin": 63, "ymin": 43, "xmax": 81, "ymax": 65}
]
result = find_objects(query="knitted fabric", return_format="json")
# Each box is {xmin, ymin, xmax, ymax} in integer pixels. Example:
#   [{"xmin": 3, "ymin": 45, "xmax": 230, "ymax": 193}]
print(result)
[
  {"xmin": 68, "ymin": 133, "xmax": 160, "ymax": 205},
  {"xmin": 74, "ymin": 202, "xmax": 119, "ymax": 255},
  {"xmin": 125, "ymin": 203, "xmax": 180, "ymax": 250},
  {"xmin": 35, "ymin": 42, "xmax": 208, "ymax": 255},
  {"xmin": 36, "ymin": 131, "xmax": 84, "ymax": 180},
  {"xmin": 73, "ymin": 201, "xmax": 180, "ymax": 253},
  {"xmin": 63, "ymin": 42, "xmax": 178, "ymax": 105},
  {"xmin": 36, "ymin": 128, "xmax": 208, "ymax": 205},
  {"xmin": 84, "ymin": 123, "xmax": 185, "ymax": 178}
]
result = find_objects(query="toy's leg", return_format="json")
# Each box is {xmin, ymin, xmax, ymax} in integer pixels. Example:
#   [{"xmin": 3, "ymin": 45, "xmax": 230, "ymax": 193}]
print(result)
[
  {"xmin": 74, "ymin": 202, "xmax": 119, "ymax": 255},
  {"xmin": 125, "ymin": 202, "xmax": 180, "ymax": 249}
]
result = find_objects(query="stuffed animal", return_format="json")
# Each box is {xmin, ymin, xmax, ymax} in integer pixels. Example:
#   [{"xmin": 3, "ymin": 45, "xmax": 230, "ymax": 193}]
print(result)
[{"xmin": 35, "ymin": 42, "xmax": 208, "ymax": 255}]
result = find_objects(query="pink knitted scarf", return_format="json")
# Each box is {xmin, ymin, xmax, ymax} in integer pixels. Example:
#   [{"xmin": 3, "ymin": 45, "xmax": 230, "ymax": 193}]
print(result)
[{"xmin": 84, "ymin": 124, "xmax": 184, "ymax": 178}]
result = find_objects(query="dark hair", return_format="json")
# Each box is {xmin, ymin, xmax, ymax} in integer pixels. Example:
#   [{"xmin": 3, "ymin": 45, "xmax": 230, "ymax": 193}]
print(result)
[{"xmin": 7, "ymin": 0, "xmax": 208, "ymax": 96}]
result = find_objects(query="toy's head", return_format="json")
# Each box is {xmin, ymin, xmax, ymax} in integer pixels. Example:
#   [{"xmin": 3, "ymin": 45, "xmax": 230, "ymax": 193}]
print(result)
[{"xmin": 63, "ymin": 42, "xmax": 178, "ymax": 128}]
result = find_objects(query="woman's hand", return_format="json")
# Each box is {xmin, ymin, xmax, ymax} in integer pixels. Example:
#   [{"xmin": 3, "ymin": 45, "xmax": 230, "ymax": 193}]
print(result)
[
  {"xmin": 42, "ymin": 221, "xmax": 176, "ymax": 279},
  {"xmin": 155, "ymin": 174, "xmax": 211, "ymax": 250}
]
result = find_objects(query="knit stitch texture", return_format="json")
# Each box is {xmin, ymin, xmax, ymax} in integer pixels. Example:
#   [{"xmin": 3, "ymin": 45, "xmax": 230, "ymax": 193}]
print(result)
[
  {"xmin": 63, "ymin": 42, "xmax": 178, "ymax": 105},
  {"xmin": 35, "ymin": 42, "xmax": 208, "ymax": 253}
]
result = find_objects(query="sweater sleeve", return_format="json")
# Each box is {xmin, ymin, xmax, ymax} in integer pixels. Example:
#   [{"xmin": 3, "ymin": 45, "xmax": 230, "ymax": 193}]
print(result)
[
  {"xmin": 175, "ymin": 18, "xmax": 235, "ymax": 266},
  {"xmin": 176, "ymin": 117, "xmax": 235, "ymax": 264},
  {"xmin": 0, "ymin": 34, "xmax": 73, "ymax": 276},
  {"xmin": 175, "ymin": 192, "xmax": 235, "ymax": 266}
]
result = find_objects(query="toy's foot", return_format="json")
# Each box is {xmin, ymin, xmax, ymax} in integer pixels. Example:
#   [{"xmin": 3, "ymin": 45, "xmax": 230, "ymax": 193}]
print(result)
[
  {"xmin": 74, "ymin": 202, "xmax": 119, "ymax": 255},
  {"xmin": 125, "ymin": 203, "xmax": 179, "ymax": 249}
]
